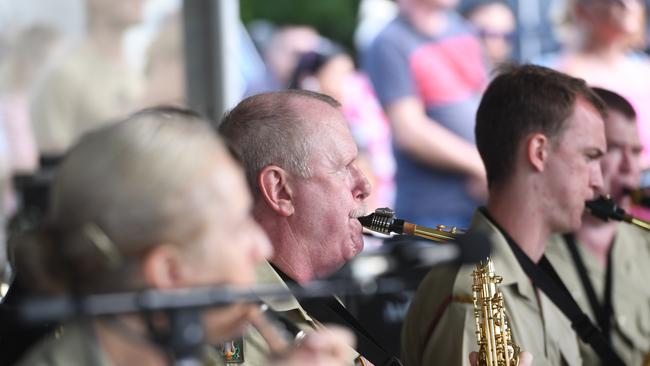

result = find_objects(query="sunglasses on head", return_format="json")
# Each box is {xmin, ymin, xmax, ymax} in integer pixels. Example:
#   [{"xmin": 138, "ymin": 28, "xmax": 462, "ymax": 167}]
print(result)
[{"xmin": 477, "ymin": 29, "xmax": 515, "ymax": 42}]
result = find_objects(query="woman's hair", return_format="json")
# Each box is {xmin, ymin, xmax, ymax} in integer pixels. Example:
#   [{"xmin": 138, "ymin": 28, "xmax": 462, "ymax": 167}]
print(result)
[{"xmin": 13, "ymin": 106, "xmax": 227, "ymax": 294}]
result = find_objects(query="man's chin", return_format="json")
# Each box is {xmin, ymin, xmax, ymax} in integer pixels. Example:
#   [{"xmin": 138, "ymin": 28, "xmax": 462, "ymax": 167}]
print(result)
[
  {"xmin": 347, "ymin": 237, "xmax": 364, "ymax": 258},
  {"xmin": 572, "ymin": 212, "xmax": 588, "ymax": 229},
  {"xmin": 316, "ymin": 261, "xmax": 347, "ymax": 280},
  {"xmin": 553, "ymin": 215, "xmax": 581, "ymax": 233}
]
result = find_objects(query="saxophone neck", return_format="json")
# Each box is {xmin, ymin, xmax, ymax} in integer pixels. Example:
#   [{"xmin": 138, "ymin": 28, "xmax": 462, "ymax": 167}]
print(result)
[
  {"xmin": 402, "ymin": 222, "xmax": 462, "ymax": 242},
  {"xmin": 357, "ymin": 207, "xmax": 465, "ymax": 242}
]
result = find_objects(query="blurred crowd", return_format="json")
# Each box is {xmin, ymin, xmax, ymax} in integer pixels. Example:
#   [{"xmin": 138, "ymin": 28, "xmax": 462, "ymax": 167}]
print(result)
[
  {"xmin": 0, "ymin": 0, "xmax": 649, "ymax": 272},
  {"xmin": 0, "ymin": 0, "xmax": 649, "ymax": 365}
]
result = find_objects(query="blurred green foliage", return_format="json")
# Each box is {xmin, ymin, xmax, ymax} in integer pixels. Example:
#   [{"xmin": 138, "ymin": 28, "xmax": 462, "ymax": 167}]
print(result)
[{"xmin": 240, "ymin": 0, "xmax": 361, "ymax": 52}]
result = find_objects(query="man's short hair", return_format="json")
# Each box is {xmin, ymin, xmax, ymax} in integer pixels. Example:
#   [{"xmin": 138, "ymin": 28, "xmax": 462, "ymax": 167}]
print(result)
[
  {"xmin": 591, "ymin": 87, "xmax": 637, "ymax": 121},
  {"xmin": 219, "ymin": 89, "xmax": 340, "ymax": 194},
  {"xmin": 475, "ymin": 63, "xmax": 606, "ymax": 187}
]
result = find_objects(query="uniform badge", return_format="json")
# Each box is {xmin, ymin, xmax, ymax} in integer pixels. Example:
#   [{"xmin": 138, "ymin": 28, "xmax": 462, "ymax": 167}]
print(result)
[{"xmin": 221, "ymin": 337, "xmax": 244, "ymax": 363}]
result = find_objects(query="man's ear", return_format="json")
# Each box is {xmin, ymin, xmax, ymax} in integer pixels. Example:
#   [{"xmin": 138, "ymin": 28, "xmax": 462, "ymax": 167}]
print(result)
[
  {"xmin": 527, "ymin": 133, "xmax": 549, "ymax": 173},
  {"xmin": 258, "ymin": 165, "xmax": 295, "ymax": 216},
  {"xmin": 141, "ymin": 244, "xmax": 185, "ymax": 289}
]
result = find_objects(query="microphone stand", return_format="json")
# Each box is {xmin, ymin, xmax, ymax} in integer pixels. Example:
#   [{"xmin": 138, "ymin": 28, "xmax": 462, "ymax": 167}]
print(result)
[
  {"xmin": 155, "ymin": 308, "xmax": 204, "ymax": 366},
  {"xmin": 18, "ymin": 280, "xmax": 405, "ymax": 366}
]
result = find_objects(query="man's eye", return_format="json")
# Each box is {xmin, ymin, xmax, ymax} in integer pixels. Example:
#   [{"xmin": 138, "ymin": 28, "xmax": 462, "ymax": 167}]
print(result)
[{"xmin": 586, "ymin": 153, "xmax": 601, "ymax": 161}]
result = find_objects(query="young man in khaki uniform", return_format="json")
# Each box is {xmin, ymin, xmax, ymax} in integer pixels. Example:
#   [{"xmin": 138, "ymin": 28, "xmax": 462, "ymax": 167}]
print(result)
[
  {"xmin": 545, "ymin": 88, "xmax": 650, "ymax": 366},
  {"xmin": 401, "ymin": 64, "xmax": 608, "ymax": 366}
]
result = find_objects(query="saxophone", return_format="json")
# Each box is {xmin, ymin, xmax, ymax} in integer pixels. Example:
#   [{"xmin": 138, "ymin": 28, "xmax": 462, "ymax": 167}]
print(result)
[
  {"xmin": 357, "ymin": 207, "xmax": 464, "ymax": 242},
  {"xmin": 472, "ymin": 258, "xmax": 520, "ymax": 366},
  {"xmin": 360, "ymin": 208, "xmax": 521, "ymax": 364}
]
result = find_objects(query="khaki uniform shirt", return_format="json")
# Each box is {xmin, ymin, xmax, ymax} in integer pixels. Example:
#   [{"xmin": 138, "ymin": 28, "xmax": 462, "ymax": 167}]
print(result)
[
  {"xmin": 16, "ymin": 321, "xmax": 112, "ymax": 366},
  {"xmin": 209, "ymin": 261, "xmax": 360, "ymax": 365},
  {"xmin": 31, "ymin": 41, "xmax": 142, "ymax": 155},
  {"xmin": 17, "ymin": 320, "xmax": 222, "ymax": 366},
  {"xmin": 546, "ymin": 224, "xmax": 650, "ymax": 366},
  {"xmin": 401, "ymin": 210, "xmax": 582, "ymax": 366}
]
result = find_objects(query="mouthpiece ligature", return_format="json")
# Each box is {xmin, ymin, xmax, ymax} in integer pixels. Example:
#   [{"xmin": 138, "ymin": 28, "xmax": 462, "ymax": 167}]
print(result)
[{"xmin": 358, "ymin": 207, "xmax": 400, "ymax": 234}]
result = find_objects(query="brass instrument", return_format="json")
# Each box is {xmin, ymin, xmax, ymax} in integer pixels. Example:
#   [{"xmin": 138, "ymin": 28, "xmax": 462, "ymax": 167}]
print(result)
[
  {"xmin": 586, "ymin": 195, "xmax": 650, "ymax": 232},
  {"xmin": 472, "ymin": 258, "xmax": 520, "ymax": 366},
  {"xmin": 361, "ymin": 208, "xmax": 520, "ymax": 364},
  {"xmin": 358, "ymin": 207, "xmax": 464, "ymax": 242}
]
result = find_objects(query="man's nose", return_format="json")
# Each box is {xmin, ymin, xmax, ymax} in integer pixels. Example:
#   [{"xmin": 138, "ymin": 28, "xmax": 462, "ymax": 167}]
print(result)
[
  {"xmin": 352, "ymin": 163, "xmax": 372, "ymax": 201},
  {"xmin": 619, "ymin": 148, "xmax": 636, "ymax": 174},
  {"xmin": 590, "ymin": 163, "xmax": 605, "ymax": 197}
]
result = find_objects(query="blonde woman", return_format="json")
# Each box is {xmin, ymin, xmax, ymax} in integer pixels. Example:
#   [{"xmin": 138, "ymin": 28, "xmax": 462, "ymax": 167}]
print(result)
[{"xmin": 13, "ymin": 106, "xmax": 353, "ymax": 366}]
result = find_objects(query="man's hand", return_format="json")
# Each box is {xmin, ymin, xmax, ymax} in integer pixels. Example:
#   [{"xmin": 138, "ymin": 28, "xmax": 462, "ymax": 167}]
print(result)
[
  {"xmin": 387, "ymin": 97, "xmax": 486, "ymax": 177},
  {"xmin": 272, "ymin": 326, "xmax": 356, "ymax": 366}
]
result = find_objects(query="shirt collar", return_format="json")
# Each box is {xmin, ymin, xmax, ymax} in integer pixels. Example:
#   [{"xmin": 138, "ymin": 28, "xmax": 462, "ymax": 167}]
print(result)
[
  {"xmin": 470, "ymin": 209, "xmax": 537, "ymax": 300},
  {"xmin": 253, "ymin": 261, "xmax": 312, "ymax": 320}
]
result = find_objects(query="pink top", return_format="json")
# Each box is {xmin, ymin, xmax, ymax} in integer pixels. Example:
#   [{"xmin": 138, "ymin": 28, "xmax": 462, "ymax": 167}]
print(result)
[
  {"xmin": 341, "ymin": 72, "xmax": 396, "ymax": 209},
  {"xmin": 554, "ymin": 53, "xmax": 650, "ymax": 166}
]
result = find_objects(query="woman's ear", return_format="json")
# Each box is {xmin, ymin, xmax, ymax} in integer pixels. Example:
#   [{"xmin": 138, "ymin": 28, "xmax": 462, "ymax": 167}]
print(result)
[
  {"xmin": 257, "ymin": 165, "xmax": 295, "ymax": 216},
  {"xmin": 141, "ymin": 244, "xmax": 185, "ymax": 289},
  {"xmin": 527, "ymin": 133, "xmax": 549, "ymax": 173}
]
